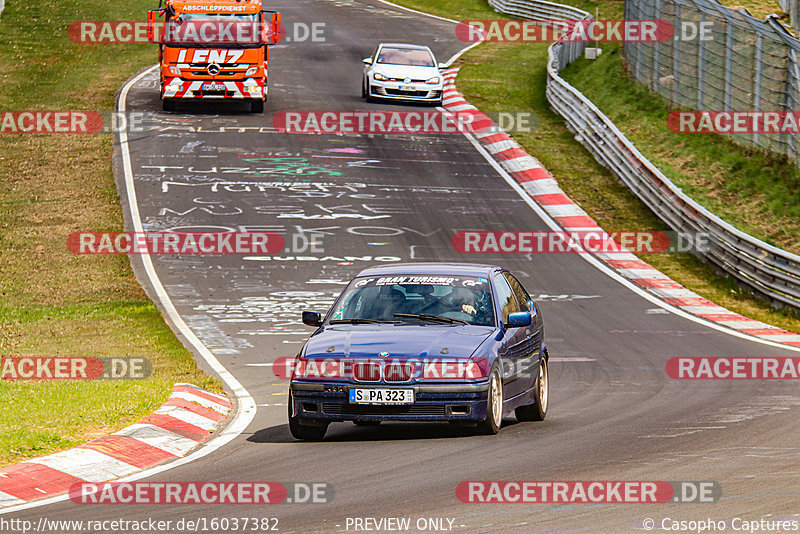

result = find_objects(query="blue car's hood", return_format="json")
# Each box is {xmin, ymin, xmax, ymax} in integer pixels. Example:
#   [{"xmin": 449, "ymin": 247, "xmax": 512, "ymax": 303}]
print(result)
[{"xmin": 303, "ymin": 324, "xmax": 495, "ymax": 359}]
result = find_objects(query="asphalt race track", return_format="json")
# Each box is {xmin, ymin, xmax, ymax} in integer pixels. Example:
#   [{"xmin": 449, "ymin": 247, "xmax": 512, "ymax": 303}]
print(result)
[{"xmin": 13, "ymin": 0, "xmax": 800, "ymax": 531}]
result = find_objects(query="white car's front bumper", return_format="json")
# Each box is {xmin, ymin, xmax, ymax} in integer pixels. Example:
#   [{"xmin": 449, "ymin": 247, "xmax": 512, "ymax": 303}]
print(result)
[{"xmin": 368, "ymin": 78, "xmax": 443, "ymax": 102}]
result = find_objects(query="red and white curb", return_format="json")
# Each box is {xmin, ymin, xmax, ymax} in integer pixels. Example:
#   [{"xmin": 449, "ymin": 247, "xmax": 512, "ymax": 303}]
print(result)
[
  {"xmin": 442, "ymin": 66, "xmax": 800, "ymax": 349},
  {"xmin": 0, "ymin": 383, "xmax": 231, "ymax": 508}
]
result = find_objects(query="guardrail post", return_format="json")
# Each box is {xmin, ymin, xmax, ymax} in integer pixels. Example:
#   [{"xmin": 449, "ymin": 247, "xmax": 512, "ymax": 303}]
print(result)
[
  {"xmin": 752, "ymin": 34, "xmax": 763, "ymax": 146},
  {"xmin": 672, "ymin": 3, "xmax": 682, "ymax": 104},
  {"xmin": 651, "ymin": 0, "xmax": 664, "ymax": 92},
  {"xmin": 724, "ymin": 23, "xmax": 734, "ymax": 111},
  {"xmin": 697, "ymin": 12, "xmax": 706, "ymax": 109},
  {"xmin": 632, "ymin": 0, "xmax": 646, "ymax": 80}
]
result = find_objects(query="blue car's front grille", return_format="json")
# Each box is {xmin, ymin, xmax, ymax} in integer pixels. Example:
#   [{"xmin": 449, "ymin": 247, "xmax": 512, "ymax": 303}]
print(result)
[
  {"xmin": 322, "ymin": 403, "xmax": 446, "ymax": 416},
  {"xmin": 351, "ymin": 360, "xmax": 415, "ymax": 382},
  {"xmin": 352, "ymin": 361, "xmax": 381, "ymax": 381}
]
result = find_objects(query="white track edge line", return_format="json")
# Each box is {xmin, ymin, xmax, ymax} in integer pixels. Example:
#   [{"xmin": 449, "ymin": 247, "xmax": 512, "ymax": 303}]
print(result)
[
  {"xmin": 456, "ymin": 129, "xmax": 800, "ymax": 354},
  {"xmin": 0, "ymin": 64, "xmax": 258, "ymax": 515}
]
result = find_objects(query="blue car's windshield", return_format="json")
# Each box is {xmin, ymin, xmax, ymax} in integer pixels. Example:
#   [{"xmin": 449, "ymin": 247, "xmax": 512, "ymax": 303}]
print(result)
[{"xmin": 329, "ymin": 275, "xmax": 495, "ymax": 326}]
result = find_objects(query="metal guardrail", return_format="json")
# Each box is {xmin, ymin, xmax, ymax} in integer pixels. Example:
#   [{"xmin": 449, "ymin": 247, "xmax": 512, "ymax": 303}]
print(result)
[{"xmin": 486, "ymin": 0, "xmax": 800, "ymax": 310}]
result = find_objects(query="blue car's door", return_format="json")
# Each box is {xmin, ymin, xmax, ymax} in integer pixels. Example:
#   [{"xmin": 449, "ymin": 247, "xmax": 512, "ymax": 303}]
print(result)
[
  {"xmin": 493, "ymin": 273, "xmax": 533, "ymax": 400},
  {"xmin": 504, "ymin": 273, "xmax": 543, "ymax": 394}
]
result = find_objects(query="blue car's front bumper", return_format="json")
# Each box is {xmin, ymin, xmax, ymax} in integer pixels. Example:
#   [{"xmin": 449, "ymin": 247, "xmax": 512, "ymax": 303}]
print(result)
[{"xmin": 289, "ymin": 380, "xmax": 490, "ymax": 422}]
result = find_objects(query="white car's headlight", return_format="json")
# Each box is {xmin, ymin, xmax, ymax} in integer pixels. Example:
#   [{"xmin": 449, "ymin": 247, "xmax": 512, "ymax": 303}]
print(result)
[
  {"xmin": 425, "ymin": 76, "xmax": 441, "ymax": 85},
  {"xmin": 373, "ymin": 72, "xmax": 388, "ymax": 81}
]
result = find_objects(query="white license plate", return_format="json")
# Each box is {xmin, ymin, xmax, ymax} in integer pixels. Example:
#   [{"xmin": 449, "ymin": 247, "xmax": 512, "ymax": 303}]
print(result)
[
  {"xmin": 203, "ymin": 83, "xmax": 226, "ymax": 91},
  {"xmin": 349, "ymin": 388, "xmax": 414, "ymax": 405}
]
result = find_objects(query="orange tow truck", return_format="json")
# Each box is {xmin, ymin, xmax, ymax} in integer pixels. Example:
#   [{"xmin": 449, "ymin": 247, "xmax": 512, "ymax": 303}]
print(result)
[{"xmin": 147, "ymin": 0, "xmax": 281, "ymax": 112}]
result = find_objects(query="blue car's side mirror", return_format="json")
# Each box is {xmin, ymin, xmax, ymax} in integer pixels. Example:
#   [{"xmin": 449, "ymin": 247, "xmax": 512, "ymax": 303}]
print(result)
[
  {"xmin": 302, "ymin": 311, "xmax": 322, "ymax": 327},
  {"xmin": 506, "ymin": 311, "xmax": 532, "ymax": 328}
]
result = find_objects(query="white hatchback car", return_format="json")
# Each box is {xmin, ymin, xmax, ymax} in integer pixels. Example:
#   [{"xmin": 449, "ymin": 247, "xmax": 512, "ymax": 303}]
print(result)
[{"xmin": 362, "ymin": 43, "xmax": 444, "ymax": 106}]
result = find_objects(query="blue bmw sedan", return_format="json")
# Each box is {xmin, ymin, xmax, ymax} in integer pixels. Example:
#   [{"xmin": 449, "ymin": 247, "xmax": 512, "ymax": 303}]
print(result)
[{"xmin": 288, "ymin": 263, "xmax": 549, "ymax": 440}]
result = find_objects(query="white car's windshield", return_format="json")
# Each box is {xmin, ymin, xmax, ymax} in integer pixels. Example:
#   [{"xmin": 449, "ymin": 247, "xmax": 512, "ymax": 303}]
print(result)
[
  {"xmin": 376, "ymin": 47, "xmax": 435, "ymax": 67},
  {"xmin": 329, "ymin": 275, "xmax": 495, "ymax": 326}
]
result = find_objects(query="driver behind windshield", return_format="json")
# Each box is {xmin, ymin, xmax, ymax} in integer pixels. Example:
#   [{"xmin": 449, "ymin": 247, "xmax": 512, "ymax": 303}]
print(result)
[{"xmin": 400, "ymin": 284, "xmax": 440, "ymax": 315}]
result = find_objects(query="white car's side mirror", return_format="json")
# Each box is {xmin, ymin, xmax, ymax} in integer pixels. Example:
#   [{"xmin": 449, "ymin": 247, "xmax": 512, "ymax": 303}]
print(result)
[
  {"xmin": 438, "ymin": 62, "xmax": 447, "ymax": 69},
  {"xmin": 363, "ymin": 58, "xmax": 373, "ymax": 65}
]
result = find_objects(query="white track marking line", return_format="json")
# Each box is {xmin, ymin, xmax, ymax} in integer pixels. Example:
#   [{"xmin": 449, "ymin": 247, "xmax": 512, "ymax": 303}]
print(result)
[
  {"xmin": 457, "ymin": 130, "xmax": 800, "ymax": 353},
  {"xmin": 1, "ymin": 65, "xmax": 257, "ymax": 514}
]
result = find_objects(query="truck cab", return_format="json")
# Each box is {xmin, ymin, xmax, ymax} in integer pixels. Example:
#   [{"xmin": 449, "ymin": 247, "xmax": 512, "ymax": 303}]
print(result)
[{"xmin": 147, "ymin": 0, "xmax": 281, "ymax": 113}]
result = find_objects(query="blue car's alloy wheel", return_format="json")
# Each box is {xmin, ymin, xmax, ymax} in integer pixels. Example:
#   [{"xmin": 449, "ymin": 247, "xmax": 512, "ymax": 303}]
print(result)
[
  {"xmin": 481, "ymin": 365, "xmax": 503, "ymax": 434},
  {"xmin": 515, "ymin": 355, "xmax": 549, "ymax": 422}
]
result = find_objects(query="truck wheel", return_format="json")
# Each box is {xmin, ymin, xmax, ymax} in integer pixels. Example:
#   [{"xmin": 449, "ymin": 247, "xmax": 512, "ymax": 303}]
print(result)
[
  {"xmin": 162, "ymin": 99, "xmax": 176, "ymax": 112},
  {"xmin": 250, "ymin": 99, "xmax": 264, "ymax": 113}
]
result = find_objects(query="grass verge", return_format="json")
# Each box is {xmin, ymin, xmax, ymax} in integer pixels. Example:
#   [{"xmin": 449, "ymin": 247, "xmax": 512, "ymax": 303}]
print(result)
[
  {"xmin": 390, "ymin": 0, "xmax": 800, "ymax": 333},
  {"xmin": 0, "ymin": 0, "xmax": 222, "ymax": 466}
]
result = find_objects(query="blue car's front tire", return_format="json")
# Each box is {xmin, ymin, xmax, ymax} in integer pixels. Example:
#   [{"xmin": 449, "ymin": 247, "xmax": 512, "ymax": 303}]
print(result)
[
  {"xmin": 288, "ymin": 395, "xmax": 328, "ymax": 441},
  {"xmin": 515, "ymin": 355, "xmax": 549, "ymax": 422},
  {"xmin": 480, "ymin": 364, "xmax": 504, "ymax": 434}
]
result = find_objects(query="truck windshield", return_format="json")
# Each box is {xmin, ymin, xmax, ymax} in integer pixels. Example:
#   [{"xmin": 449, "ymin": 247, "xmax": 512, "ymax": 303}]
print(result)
[{"xmin": 164, "ymin": 13, "xmax": 264, "ymax": 47}]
